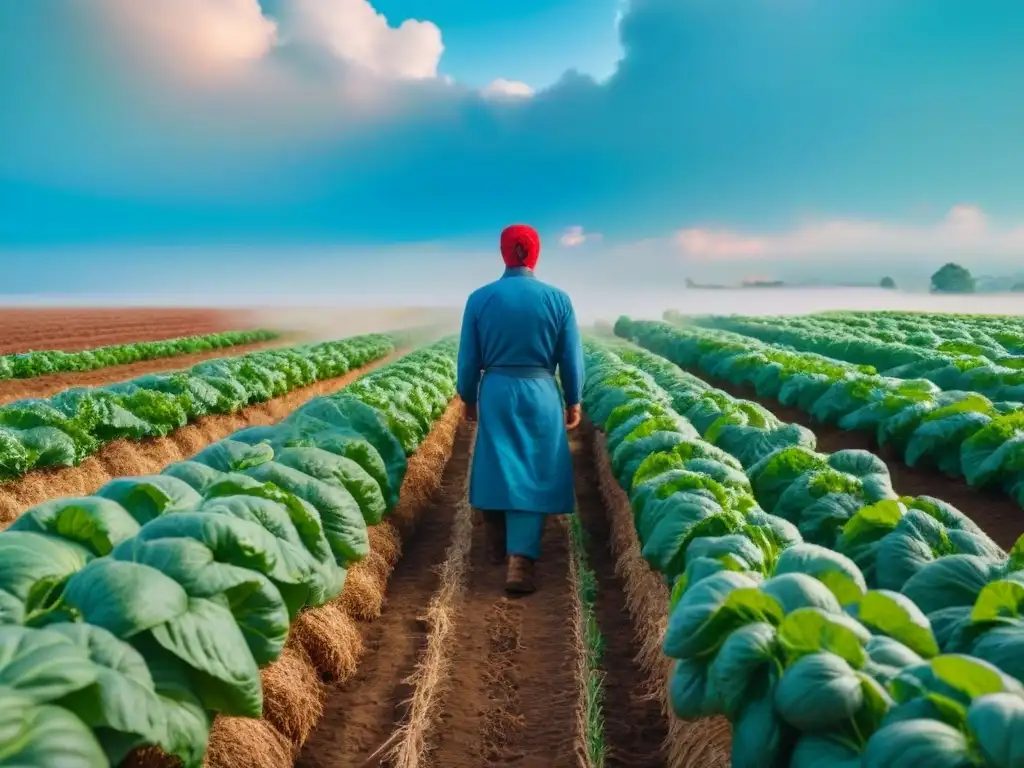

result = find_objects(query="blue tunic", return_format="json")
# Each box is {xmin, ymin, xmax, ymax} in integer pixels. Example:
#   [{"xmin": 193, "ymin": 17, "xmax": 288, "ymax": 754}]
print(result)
[{"xmin": 457, "ymin": 267, "xmax": 584, "ymax": 515}]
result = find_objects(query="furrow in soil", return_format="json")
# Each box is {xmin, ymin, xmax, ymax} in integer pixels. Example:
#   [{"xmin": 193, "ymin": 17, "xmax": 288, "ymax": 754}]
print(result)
[
  {"xmin": 296, "ymin": 425, "xmax": 473, "ymax": 768},
  {"xmin": 683, "ymin": 365, "xmax": 1023, "ymax": 549},
  {"xmin": 569, "ymin": 428, "xmax": 669, "ymax": 767},
  {"xmin": 427, "ymin": 467, "xmax": 577, "ymax": 766}
]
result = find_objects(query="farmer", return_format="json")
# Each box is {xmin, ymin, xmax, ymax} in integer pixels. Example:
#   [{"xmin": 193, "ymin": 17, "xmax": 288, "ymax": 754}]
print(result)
[{"xmin": 456, "ymin": 223, "xmax": 584, "ymax": 595}]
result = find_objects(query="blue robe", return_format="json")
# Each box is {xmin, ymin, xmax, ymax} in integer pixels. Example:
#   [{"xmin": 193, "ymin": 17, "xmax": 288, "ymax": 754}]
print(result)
[{"xmin": 457, "ymin": 267, "xmax": 584, "ymax": 556}]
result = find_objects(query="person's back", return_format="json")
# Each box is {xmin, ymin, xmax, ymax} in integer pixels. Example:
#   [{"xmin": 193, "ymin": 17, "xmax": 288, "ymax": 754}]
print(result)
[
  {"xmin": 457, "ymin": 225, "xmax": 584, "ymax": 595},
  {"xmin": 465, "ymin": 271, "xmax": 571, "ymax": 372}
]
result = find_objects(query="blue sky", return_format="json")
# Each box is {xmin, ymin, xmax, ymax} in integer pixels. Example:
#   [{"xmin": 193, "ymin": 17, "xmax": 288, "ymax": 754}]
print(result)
[
  {"xmin": 2, "ymin": 0, "xmax": 1024, "ymax": 297},
  {"xmin": 333, "ymin": 0, "xmax": 623, "ymax": 87}
]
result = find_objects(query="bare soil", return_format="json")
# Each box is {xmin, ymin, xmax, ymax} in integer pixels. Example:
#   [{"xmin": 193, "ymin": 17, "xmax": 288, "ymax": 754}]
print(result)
[
  {"xmin": 0, "ymin": 338, "xmax": 289, "ymax": 404},
  {"xmin": 298, "ymin": 425, "xmax": 673, "ymax": 768},
  {"xmin": 570, "ymin": 427, "xmax": 669, "ymax": 767},
  {"xmin": 0, "ymin": 308, "xmax": 260, "ymax": 354},
  {"xmin": 690, "ymin": 368, "xmax": 1024, "ymax": 550},
  {"xmin": 424, "ymin": 495, "xmax": 577, "ymax": 768},
  {"xmin": 592, "ymin": 425, "xmax": 733, "ymax": 768},
  {"xmin": 296, "ymin": 425, "xmax": 474, "ymax": 768}
]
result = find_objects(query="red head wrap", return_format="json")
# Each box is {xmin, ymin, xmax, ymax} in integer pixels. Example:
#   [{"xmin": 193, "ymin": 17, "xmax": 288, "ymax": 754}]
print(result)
[{"xmin": 500, "ymin": 224, "xmax": 541, "ymax": 270}]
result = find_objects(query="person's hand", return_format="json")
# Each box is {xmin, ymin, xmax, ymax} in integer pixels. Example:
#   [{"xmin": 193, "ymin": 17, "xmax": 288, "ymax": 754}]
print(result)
[
  {"xmin": 565, "ymin": 404, "xmax": 582, "ymax": 430},
  {"xmin": 462, "ymin": 400, "xmax": 478, "ymax": 422}
]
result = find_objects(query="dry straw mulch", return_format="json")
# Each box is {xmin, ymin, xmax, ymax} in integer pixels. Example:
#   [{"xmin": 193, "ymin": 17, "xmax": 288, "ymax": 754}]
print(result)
[
  {"xmin": 124, "ymin": 401, "xmax": 462, "ymax": 768},
  {"xmin": 590, "ymin": 426, "xmax": 733, "ymax": 768},
  {"xmin": 377, "ymin": 441, "xmax": 475, "ymax": 768},
  {"xmin": 205, "ymin": 402, "xmax": 462, "ymax": 768}
]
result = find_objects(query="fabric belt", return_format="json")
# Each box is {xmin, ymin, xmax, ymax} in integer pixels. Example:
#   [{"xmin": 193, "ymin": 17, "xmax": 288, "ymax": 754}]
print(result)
[{"xmin": 482, "ymin": 365, "xmax": 555, "ymax": 379}]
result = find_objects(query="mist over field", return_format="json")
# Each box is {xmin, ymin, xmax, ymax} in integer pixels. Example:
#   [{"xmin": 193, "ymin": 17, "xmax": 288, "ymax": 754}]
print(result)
[{"xmin": 4, "ymin": 282, "xmax": 1023, "ymax": 330}]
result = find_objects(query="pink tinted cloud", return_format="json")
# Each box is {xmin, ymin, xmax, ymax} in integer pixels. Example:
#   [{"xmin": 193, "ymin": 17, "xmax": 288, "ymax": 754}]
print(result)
[
  {"xmin": 559, "ymin": 225, "xmax": 603, "ymax": 247},
  {"xmin": 673, "ymin": 204, "xmax": 1024, "ymax": 261}
]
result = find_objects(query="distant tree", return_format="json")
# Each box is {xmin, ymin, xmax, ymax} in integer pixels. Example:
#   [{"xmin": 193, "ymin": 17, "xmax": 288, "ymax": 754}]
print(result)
[
  {"xmin": 931, "ymin": 263, "xmax": 976, "ymax": 293},
  {"xmin": 880, "ymin": 276, "xmax": 897, "ymax": 289}
]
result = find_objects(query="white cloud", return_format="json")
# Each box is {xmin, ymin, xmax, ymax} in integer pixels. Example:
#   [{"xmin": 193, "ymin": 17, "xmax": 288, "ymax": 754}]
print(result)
[
  {"xmin": 481, "ymin": 79, "xmax": 535, "ymax": 99},
  {"xmin": 282, "ymin": 0, "xmax": 444, "ymax": 80},
  {"xmin": 673, "ymin": 204, "xmax": 1024, "ymax": 261},
  {"xmin": 559, "ymin": 225, "xmax": 603, "ymax": 247},
  {"xmin": 97, "ymin": 0, "xmax": 445, "ymax": 81},
  {"xmin": 97, "ymin": 0, "xmax": 278, "ymax": 71},
  {"xmin": 674, "ymin": 228, "xmax": 765, "ymax": 258}
]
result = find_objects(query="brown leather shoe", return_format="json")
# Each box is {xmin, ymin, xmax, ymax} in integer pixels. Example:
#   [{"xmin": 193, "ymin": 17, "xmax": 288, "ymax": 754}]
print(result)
[
  {"xmin": 482, "ymin": 511, "xmax": 506, "ymax": 565},
  {"xmin": 505, "ymin": 555, "xmax": 536, "ymax": 595}
]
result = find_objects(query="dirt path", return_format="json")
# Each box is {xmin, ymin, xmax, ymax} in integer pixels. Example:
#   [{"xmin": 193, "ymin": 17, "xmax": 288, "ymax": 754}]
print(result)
[
  {"xmin": 300, "ymin": 424, "xmax": 673, "ymax": 768},
  {"xmin": 0, "ymin": 352, "xmax": 400, "ymax": 527},
  {"xmin": 570, "ymin": 428, "xmax": 669, "ymax": 767},
  {"xmin": 297, "ymin": 425, "xmax": 474, "ymax": 768},
  {"xmin": 0, "ymin": 338, "xmax": 291, "ymax": 405},
  {"xmin": 688, "ymin": 367, "xmax": 1024, "ymax": 550}
]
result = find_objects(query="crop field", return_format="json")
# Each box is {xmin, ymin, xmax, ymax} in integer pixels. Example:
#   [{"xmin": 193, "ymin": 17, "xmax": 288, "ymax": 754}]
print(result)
[
  {"xmin": 0, "ymin": 309, "xmax": 261, "ymax": 354},
  {"xmin": 3, "ymin": 307, "xmax": 1024, "ymax": 768}
]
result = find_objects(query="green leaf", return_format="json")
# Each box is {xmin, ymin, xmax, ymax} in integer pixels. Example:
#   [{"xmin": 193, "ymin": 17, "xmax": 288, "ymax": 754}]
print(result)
[
  {"xmin": 115, "ymin": 536, "xmax": 291, "ymax": 665},
  {"xmin": 8, "ymin": 497, "xmax": 141, "ymax": 556},
  {"xmin": 668, "ymin": 576, "xmax": 687, "ymax": 614},
  {"xmin": 966, "ymin": 692, "xmax": 1024, "ymax": 767},
  {"xmin": 0, "ymin": 626, "xmax": 98, "ymax": 704},
  {"xmin": 851, "ymin": 590, "xmax": 939, "ymax": 659},
  {"xmin": 774, "ymin": 652, "xmax": 865, "ymax": 732},
  {"xmin": 0, "ymin": 531, "xmax": 92, "ymax": 605},
  {"xmin": 725, "ymin": 587, "xmax": 786, "ymax": 627},
  {"xmin": 150, "ymin": 596, "xmax": 263, "ymax": 718},
  {"xmin": 95, "ymin": 475, "xmax": 203, "ymax": 526},
  {"xmin": 0, "ymin": 691, "xmax": 108, "ymax": 767},
  {"xmin": 971, "ymin": 580, "xmax": 1024, "ymax": 622},
  {"xmin": 63, "ymin": 560, "xmax": 189, "ymax": 639},
  {"xmin": 129, "ymin": 635, "xmax": 211, "ymax": 768},
  {"xmin": 839, "ymin": 499, "xmax": 905, "ymax": 543},
  {"xmin": 819, "ymin": 572, "xmax": 868, "ymax": 607},
  {"xmin": 47, "ymin": 624, "xmax": 167, "ymax": 765},
  {"xmin": 1009, "ymin": 534, "xmax": 1024, "ymax": 571},
  {"xmin": 850, "ymin": 673, "xmax": 893, "ymax": 746},
  {"xmin": 128, "ymin": 511, "xmax": 320, "ymax": 617},
  {"xmin": 202, "ymin": 476, "xmax": 333, "ymax": 571},
  {"xmin": 778, "ymin": 608, "xmax": 868, "ymax": 669},
  {"xmin": 931, "ymin": 655, "xmax": 1009, "ymax": 700}
]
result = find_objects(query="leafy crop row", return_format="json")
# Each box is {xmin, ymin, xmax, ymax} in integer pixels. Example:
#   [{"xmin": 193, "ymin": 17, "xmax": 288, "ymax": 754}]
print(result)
[
  {"xmin": 617, "ymin": 318, "xmax": 1024, "ymax": 509},
  {"xmin": 0, "ymin": 329, "xmax": 279, "ymax": 380},
  {"xmin": 679, "ymin": 312, "xmax": 1024, "ymax": 397},
  {"xmin": 726, "ymin": 311, "xmax": 1024, "ymax": 360},
  {"xmin": 583, "ymin": 337, "xmax": 1024, "ymax": 767},
  {"xmin": 0, "ymin": 333, "xmax": 396, "ymax": 482},
  {"xmin": 0, "ymin": 340, "xmax": 458, "ymax": 767}
]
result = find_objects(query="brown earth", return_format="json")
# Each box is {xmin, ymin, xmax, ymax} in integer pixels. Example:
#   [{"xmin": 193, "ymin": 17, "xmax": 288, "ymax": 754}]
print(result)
[
  {"xmin": 299, "ymin": 423, "xmax": 674, "ymax": 768},
  {"xmin": 0, "ymin": 337, "xmax": 293, "ymax": 404},
  {"xmin": 0, "ymin": 352, "xmax": 400, "ymax": 527},
  {"xmin": 0, "ymin": 308, "xmax": 260, "ymax": 354},
  {"xmin": 689, "ymin": 368, "xmax": 1024, "ymax": 551},
  {"xmin": 296, "ymin": 424, "xmax": 474, "ymax": 768},
  {"xmin": 591, "ymin": 425, "xmax": 733, "ymax": 768},
  {"xmin": 570, "ymin": 426, "xmax": 670, "ymax": 767},
  {"xmin": 125, "ymin": 403, "xmax": 463, "ymax": 768},
  {"xmin": 424, "ymin": 486, "xmax": 577, "ymax": 768}
]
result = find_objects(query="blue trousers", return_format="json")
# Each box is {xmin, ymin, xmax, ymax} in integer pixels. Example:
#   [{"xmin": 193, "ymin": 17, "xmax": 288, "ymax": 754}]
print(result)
[{"xmin": 506, "ymin": 510, "xmax": 550, "ymax": 560}]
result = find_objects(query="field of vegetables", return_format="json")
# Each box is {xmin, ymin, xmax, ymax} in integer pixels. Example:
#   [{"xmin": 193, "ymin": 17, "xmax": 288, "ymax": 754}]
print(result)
[{"xmin": 4, "ymin": 307, "xmax": 1024, "ymax": 768}]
